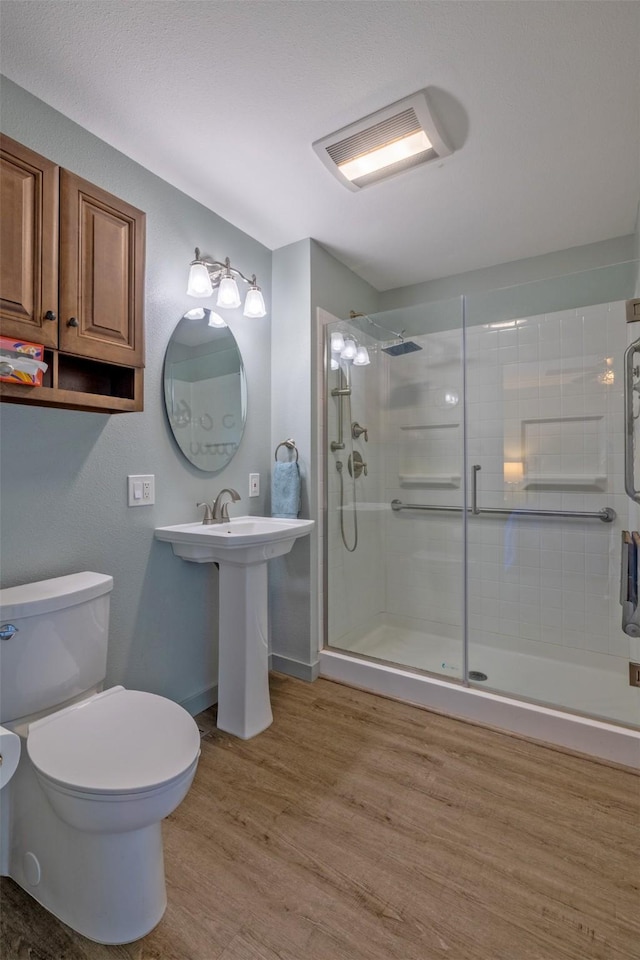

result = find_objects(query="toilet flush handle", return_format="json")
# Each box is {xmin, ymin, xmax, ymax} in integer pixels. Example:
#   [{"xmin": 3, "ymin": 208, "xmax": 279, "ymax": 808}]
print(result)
[{"xmin": 0, "ymin": 624, "xmax": 18, "ymax": 641}]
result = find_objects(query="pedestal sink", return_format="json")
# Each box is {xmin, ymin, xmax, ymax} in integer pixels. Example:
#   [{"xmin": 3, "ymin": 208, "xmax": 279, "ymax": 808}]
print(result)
[{"xmin": 154, "ymin": 516, "xmax": 314, "ymax": 739}]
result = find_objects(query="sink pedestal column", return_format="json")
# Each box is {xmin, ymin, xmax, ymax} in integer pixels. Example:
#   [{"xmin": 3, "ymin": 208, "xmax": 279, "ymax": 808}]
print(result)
[
  {"xmin": 154, "ymin": 515, "xmax": 314, "ymax": 740},
  {"xmin": 216, "ymin": 560, "xmax": 272, "ymax": 739}
]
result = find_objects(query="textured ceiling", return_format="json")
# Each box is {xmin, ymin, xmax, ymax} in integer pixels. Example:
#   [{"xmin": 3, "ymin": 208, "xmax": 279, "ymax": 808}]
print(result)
[{"xmin": 1, "ymin": 1, "xmax": 639, "ymax": 291}]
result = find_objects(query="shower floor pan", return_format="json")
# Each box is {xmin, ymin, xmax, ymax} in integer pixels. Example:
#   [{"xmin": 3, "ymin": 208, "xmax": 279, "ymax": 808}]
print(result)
[{"xmin": 322, "ymin": 617, "xmax": 639, "ymax": 769}]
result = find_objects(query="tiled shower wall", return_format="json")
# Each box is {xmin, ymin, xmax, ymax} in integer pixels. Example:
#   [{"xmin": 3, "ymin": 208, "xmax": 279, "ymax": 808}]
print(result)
[
  {"xmin": 381, "ymin": 328, "xmax": 465, "ymax": 637},
  {"xmin": 382, "ymin": 300, "xmax": 633, "ymax": 666}
]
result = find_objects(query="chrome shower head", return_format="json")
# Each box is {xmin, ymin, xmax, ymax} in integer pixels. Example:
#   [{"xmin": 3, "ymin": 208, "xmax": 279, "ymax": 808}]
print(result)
[{"xmin": 381, "ymin": 340, "xmax": 422, "ymax": 356}]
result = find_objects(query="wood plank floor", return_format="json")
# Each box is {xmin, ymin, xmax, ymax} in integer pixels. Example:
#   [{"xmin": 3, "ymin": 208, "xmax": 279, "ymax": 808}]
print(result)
[{"xmin": 1, "ymin": 674, "xmax": 638, "ymax": 960}]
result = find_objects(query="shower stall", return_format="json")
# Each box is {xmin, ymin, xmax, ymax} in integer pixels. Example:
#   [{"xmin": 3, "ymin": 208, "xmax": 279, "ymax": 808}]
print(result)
[{"xmin": 319, "ymin": 274, "xmax": 640, "ymax": 767}]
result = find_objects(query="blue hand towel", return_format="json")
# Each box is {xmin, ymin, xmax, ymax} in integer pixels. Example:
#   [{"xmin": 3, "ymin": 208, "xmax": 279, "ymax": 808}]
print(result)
[{"xmin": 271, "ymin": 461, "xmax": 301, "ymax": 518}]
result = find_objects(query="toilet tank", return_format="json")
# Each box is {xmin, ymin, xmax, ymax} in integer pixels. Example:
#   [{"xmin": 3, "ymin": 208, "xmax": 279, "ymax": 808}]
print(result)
[{"xmin": 0, "ymin": 572, "xmax": 113, "ymax": 723}]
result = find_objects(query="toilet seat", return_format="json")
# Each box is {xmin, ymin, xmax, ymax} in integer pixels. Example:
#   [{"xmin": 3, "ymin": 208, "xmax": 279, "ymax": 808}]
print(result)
[{"xmin": 27, "ymin": 686, "xmax": 201, "ymax": 796}]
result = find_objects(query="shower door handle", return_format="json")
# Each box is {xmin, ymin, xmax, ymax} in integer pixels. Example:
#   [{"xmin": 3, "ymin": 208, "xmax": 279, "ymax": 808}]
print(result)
[
  {"xmin": 471, "ymin": 464, "xmax": 481, "ymax": 515},
  {"xmin": 621, "ymin": 530, "xmax": 640, "ymax": 636},
  {"xmin": 623, "ymin": 337, "xmax": 640, "ymax": 503}
]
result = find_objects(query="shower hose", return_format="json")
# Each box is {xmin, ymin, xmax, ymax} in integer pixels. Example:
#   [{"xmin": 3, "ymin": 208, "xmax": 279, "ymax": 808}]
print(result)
[{"xmin": 336, "ymin": 459, "xmax": 358, "ymax": 552}]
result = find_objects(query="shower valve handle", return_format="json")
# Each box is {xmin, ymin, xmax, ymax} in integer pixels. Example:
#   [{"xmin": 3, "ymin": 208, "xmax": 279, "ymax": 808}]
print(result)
[
  {"xmin": 348, "ymin": 451, "xmax": 367, "ymax": 479},
  {"xmin": 352, "ymin": 422, "xmax": 368, "ymax": 441}
]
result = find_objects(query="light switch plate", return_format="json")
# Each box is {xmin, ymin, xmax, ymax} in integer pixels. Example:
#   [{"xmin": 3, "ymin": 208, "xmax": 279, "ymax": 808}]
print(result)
[
  {"xmin": 249, "ymin": 473, "xmax": 260, "ymax": 497},
  {"xmin": 128, "ymin": 474, "xmax": 155, "ymax": 506}
]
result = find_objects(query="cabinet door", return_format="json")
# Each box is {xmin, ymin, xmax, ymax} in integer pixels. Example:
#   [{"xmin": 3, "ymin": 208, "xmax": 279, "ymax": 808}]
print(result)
[
  {"xmin": 0, "ymin": 135, "xmax": 59, "ymax": 347},
  {"xmin": 59, "ymin": 170, "xmax": 145, "ymax": 366}
]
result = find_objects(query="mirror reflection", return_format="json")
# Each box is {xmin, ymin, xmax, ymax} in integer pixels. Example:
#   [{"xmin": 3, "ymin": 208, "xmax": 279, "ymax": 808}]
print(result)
[{"xmin": 163, "ymin": 308, "xmax": 247, "ymax": 472}]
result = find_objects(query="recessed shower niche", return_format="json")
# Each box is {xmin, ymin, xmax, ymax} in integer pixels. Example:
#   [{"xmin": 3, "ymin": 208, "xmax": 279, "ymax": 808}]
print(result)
[
  {"xmin": 520, "ymin": 416, "xmax": 607, "ymax": 489},
  {"xmin": 398, "ymin": 422, "xmax": 462, "ymax": 486}
]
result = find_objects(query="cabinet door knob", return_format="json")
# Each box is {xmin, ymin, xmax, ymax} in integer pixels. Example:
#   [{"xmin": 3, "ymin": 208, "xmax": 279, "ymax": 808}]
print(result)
[
  {"xmin": 67, "ymin": 317, "xmax": 79, "ymax": 328},
  {"xmin": 44, "ymin": 310, "xmax": 57, "ymax": 322}
]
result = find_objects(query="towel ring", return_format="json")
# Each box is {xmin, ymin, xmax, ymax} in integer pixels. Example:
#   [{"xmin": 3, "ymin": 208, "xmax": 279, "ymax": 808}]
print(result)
[{"xmin": 275, "ymin": 438, "xmax": 299, "ymax": 462}]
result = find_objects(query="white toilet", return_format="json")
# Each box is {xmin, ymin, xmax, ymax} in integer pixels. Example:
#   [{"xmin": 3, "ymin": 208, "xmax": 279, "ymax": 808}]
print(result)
[{"xmin": 0, "ymin": 571, "xmax": 201, "ymax": 944}]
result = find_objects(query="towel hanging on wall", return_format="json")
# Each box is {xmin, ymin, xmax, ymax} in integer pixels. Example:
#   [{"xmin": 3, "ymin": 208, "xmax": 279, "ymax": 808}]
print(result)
[{"xmin": 272, "ymin": 440, "xmax": 300, "ymax": 518}]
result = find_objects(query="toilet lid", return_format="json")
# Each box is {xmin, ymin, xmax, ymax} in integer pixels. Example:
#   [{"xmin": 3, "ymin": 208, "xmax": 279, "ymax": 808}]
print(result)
[{"xmin": 27, "ymin": 686, "xmax": 201, "ymax": 796}]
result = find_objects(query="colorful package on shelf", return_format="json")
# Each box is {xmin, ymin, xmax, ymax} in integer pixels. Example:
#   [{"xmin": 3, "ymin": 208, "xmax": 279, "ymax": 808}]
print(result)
[{"xmin": 0, "ymin": 337, "xmax": 48, "ymax": 386}]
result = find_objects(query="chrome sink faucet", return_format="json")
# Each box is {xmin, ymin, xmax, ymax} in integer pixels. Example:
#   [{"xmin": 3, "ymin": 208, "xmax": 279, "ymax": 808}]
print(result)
[
  {"xmin": 213, "ymin": 488, "xmax": 241, "ymax": 522},
  {"xmin": 196, "ymin": 488, "xmax": 241, "ymax": 524}
]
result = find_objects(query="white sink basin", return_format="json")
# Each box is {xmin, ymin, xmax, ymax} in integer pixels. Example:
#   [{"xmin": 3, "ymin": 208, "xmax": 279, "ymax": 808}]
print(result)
[
  {"xmin": 154, "ymin": 515, "xmax": 314, "ymax": 564},
  {"xmin": 155, "ymin": 514, "xmax": 314, "ymax": 740}
]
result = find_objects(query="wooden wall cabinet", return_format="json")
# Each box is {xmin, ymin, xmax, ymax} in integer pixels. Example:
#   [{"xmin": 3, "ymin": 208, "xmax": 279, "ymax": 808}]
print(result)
[
  {"xmin": 0, "ymin": 135, "xmax": 145, "ymax": 413},
  {"xmin": 0, "ymin": 137, "xmax": 59, "ymax": 348}
]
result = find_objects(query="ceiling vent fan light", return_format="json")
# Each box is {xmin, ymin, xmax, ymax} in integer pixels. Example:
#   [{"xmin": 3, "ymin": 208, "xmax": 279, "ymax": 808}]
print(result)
[{"xmin": 312, "ymin": 90, "xmax": 452, "ymax": 191}]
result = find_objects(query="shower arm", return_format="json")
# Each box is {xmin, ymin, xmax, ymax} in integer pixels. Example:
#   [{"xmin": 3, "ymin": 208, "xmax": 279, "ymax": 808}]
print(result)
[{"xmin": 349, "ymin": 310, "xmax": 406, "ymax": 343}]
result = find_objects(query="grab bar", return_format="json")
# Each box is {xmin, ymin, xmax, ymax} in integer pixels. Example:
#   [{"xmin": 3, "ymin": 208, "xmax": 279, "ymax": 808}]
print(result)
[
  {"xmin": 623, "ymin": 337, "xmax": 640, "ymax": 502},
  {"xmin": 390, "ymin": 500, "xmax": 616, "ymax": 523}
]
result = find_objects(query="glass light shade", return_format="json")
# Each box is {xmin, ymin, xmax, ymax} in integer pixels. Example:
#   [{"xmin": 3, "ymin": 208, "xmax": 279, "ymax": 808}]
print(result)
[
  {"xmin": 243, "ymin": 286, "xmax": 267, "ymax": 318},
  {"xmin": 216, "ymin": 275, "xmax": 241, "ymax": 309},
  {"xmin": 184, "ymin": 307, "xmax": 205, "ymax": 320},
  {"xmin": 340, "ymin": 338, "xmax": 357, "ymax": 361},
  {"xmin": 187, "ymin": 262, "xmax": 214, "ymax": 298},
  {"xmin": 330, "ymin": 356, "xmax": 339, "ymax": 371},
  {"xmin": 207, "ymin": 310, "xmax": 227, "ymax": 328},
  {"xmin": 330, "ymin": 331, "xmax": 345, "ymax": 353},
  {"xmin": 353, "ymin": 346, "xmax": 370, "ymax": 366}
]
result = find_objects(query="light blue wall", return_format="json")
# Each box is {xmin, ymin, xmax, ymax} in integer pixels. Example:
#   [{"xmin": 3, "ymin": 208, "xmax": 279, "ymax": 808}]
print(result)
[
  {"xmin": 380, "ymin": 235, "xmax": 637, "ymax": 309},
  {"xmin": 269, "ymin": 240, "xmax": 313, "ymax": 678},
  {"xmin": 309, "ymin": 242, "xmax": 379, "ymax": 323},
  {"xmin": 269, "ymin": 239, "xmax": 378, "ymax": 676},
  {"xmin": 0, "ymin": 78, "xmax": 272, "ymax": 714},
  {"xmin": 634, "ymin": 204, "xmax": 640, "ymax": 297},
  {"xmin": 377, "ymin": 235, "xmax": 638, "ymax": 333}
]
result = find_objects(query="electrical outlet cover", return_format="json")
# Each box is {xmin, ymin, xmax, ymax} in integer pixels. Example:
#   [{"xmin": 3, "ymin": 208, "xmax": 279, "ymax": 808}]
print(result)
[{"xmin": 128, "ymin": 474, "xmax": 155, "ymax": 506}]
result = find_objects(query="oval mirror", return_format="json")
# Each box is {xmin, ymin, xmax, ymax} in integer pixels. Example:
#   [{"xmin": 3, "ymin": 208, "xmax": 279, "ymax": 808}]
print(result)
[{"xmin": 163, "ymin": 308, "xmax": 247, "ymax": 472}]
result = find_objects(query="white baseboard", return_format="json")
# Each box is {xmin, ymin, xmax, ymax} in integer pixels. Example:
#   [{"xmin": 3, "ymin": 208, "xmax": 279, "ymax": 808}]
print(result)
[
  {"xmin": 180, "ymin": 684, "xmax": 218, "ymax": 717},
  {"xmin": 271, "ymin": 654, "xmax": 320, "ymax": 683}
]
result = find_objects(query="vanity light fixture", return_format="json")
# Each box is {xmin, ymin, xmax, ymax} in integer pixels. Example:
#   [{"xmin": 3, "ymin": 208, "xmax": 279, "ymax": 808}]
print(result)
[
  {"xmin": 330, "ymin": 332, "xmax": 346, "ymax": 353},
  {"xmin": 330, "ymin": 331, "xmax": 370, "ymax": 367},
  {"xmin": 353, "ymin": 345, "xmax": 371, "ymax": 366},
  {"xmin": 183, "ymin": 306, "xmax": 228, "ymax": 328},
  {"xmin": 340, "ymin": 338, "xmax": 358, "ymax": 361},
  {"xmin": 207, "ymin": 310, "xmax": 227, "ymax": 328},
  {"xmin": 187, "ymin": 248, "xmax": 267, "ymax": 318}
]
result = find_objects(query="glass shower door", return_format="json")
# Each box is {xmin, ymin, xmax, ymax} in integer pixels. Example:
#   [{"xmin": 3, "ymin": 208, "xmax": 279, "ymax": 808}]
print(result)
[
  {"xmin": 464, "ymin": 295, "xmax": 637, "ymax": 726},
  {"xmin": 324, "ymin": 300, "xmax": 466, "ymax": 681}
]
